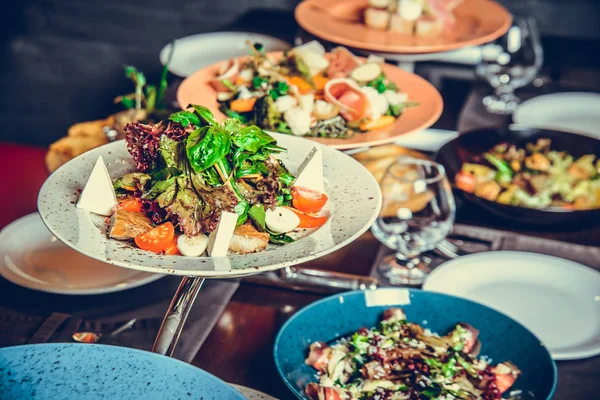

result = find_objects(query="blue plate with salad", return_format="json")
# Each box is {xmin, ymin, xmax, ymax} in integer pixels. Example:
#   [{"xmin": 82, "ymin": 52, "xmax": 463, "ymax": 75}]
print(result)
[{"xmin": 274, "ymin": 288, "xmax": 557, "ymax": 400}]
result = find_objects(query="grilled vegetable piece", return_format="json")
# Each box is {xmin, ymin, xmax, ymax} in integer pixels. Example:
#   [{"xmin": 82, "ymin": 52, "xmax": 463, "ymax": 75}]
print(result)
[
  {"xmin": 455, "ymin": 171, "xmax": 476, "ymax": 193},
  {"xmin": 228, "ymin": 222, "xmax": 270, "ymax": 254},
  {"xmin": 524, "ymin": 153, "xmax": 550, "ymax": 171},
  {"xmin": 108, "ymin": 209, "xmax": 153, "ymax": 240},
  {"xmin": 475, "ymin": 180, "xmax": 502, "ymax": 201}
]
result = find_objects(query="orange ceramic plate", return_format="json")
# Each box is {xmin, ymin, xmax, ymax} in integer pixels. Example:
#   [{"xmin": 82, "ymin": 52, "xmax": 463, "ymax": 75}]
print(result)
[
  {"xmin": 177, "ymin": 52, "xmax": 443, "ymax": 150},
  {"xmin": 295, "ymin": 0, "xmax": 512, "ymax": 54}
]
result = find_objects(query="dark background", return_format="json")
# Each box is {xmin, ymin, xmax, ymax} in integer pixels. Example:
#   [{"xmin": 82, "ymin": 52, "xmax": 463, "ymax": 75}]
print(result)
[{"xmin": 1, "ymin": 0, "xmax": 599, "ymax": 146}]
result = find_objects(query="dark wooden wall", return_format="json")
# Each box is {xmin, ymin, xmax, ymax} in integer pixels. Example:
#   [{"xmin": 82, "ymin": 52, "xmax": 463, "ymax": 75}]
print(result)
[{"xmin": 1, "ymin": 0, "xmax": 599, "ymax": 146}]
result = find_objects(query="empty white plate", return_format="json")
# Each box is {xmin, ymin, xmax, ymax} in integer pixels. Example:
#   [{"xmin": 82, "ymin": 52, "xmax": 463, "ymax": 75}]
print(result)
[
  {"xmin": 0, "ymin": 213, "xmax": 163, "ymax": 295},
  {"xmin": 513, "ymin": 92, "xmax": 600, "ymax": 139},
  {"xmin": 423, "ymin": 251, "xmax": 600, "ymax": 360},
  {"xmin": 160, "ymin": 32, "xmax": 291, "ymax": 77}
]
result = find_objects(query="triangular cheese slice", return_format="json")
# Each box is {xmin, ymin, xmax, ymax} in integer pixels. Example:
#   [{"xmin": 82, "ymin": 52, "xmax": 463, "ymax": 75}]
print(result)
[
  {"xmin": 77, "ymin": 156, "xmax": 117, "ymax": 216},
  {"xmin": 207, "ymin": 211, "xmax": 238, "ymax": 257},
  {"xmin": 293, "ymin": 147, "xmax": 325, "ymax": 193}
]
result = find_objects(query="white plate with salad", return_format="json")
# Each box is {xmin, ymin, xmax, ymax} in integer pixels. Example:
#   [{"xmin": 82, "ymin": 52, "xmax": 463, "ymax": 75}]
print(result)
[{"xmin": 37, "ymin": 105, "xmax": 382, "ymax": 278}]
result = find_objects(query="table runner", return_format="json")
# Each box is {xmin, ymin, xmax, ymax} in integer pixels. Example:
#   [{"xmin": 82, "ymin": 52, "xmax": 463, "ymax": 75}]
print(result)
[{"xmin": 0, "ymin": 275, "xmax": 239, "ymax": 362}]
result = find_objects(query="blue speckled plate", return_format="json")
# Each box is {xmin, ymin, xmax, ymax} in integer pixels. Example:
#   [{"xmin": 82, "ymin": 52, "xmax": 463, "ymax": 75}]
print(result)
[
  {"xmin": 274, "ymin": 289, "xmax": 557, "ymax": 399},
  {"xmin": 0, "ymin": 343, "xmax": 244, "ymax": 400}
]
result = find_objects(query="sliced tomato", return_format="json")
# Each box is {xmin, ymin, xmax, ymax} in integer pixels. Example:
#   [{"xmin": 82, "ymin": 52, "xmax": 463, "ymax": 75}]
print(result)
[
  {"xmin": 118, "ymin": 198, "xmax": 143, "ymax": 213},
  {"xmin": 292, "ymin": 186, "xmax": 328, "ymax": 213},
  {"xmin": 455, "ymin": 171, "xmax": 476, "ymax": 193},
  {"xmin": 287, "ymin": 208, "xmax": 328, "ymax": 229},
  {"xmin": 163, "ymin": 236, "xmax": 180, "ymax": 255},
  {"xmin": 134, "ymin": 222, "xmax": 175, "ymax": 253}
]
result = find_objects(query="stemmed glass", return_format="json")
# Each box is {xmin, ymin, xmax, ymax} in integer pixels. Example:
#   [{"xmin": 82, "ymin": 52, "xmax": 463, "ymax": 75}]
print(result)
[
  {"xmin": 371, "ymin": 158, "xmax": 455, "ymax": 285},
  {"xmin": 476, "ymin": 16, "xmax": 544, "ymax": 115}
]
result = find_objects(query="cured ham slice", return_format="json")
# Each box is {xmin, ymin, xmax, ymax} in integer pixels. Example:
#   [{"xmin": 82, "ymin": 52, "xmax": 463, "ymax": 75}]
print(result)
[
  {"xmin": 457, "ymin": 322, "xmax": 480, "ymax": 354},
  {"xmin": 306, "ymin": 383, "xmax": 344, "ymax": 400},
  {"xmin": 426, "ymin": 0, "xmax": 463, "ymax": 32},
  {"xmin": 326, "ymin": 47, "xmax": 363, "ymax": 79},
  {"xmin": 305, "ymin": 342, "xmax": 331, "ymax": 372},
  {"xmin": 324, "ymin": 79, "xmax": 371, "ymax": 121},
  {"xmin": 209, "ymin": 59, "xmax": 239, "ymax": 92},
  {"xmin": 492, "ymin": 362, "xmax": 521, "ymax": 394}
]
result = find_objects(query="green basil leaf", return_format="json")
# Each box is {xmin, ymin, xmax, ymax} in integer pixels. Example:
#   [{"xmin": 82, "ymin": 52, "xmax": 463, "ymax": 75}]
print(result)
[
  {"xmin": 159, "ymin": 135, "xmax": 180, "ymax": 168},
  {"xmin": 232, "ymin": 126, "xmax": 275, "ymax": 153},
  {"xmin": 269, "ymin": 233, "xmax": 294, "ymax": 245},
  {"xmin": 151, "ymin": 167, "xmax": 180, "ymax": 182},
  {"xmin": 169, "ymin": 110, "xmax": 200, "ymax": 128},
  {"xmin": 143, "ymin": 177, "xmax": 176, "ymax": 200},
  {"xmin": 201, "ymin": 168, "xmax": 221, "ymax": 186},
  {"xmin": 222, "ymin": 118, "xmax": 243, "ymax": 133},
  {"xmin": 186, "ymin": 126, "xmax": 231, "ymax": 173},
  {"xmin": 191, "ymin": 104, "xmax": 218, "ymax": 126},
  {"xmin": 234, "ymin": 200, "xmax": 249, "ymax": 227},
  {"xmin": 248, "ymin": 204, "xmax": 266, "ymax": 231}
]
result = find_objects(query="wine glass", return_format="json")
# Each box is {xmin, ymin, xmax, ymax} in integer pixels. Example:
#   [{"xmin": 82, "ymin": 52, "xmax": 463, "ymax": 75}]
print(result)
[
  {"xmin": 476, "ymin": 16, "xmax": 543, "ymax": 115},
  {"xmin": 371, "ymin": 158, "xmax": 455, "ymax": 285}
]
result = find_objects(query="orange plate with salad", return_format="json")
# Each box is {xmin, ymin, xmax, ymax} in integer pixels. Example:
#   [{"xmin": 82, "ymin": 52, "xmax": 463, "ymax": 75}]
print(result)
[{"xmin": 177, "ymin": 41, "xmax": 442, "ymax": 150}]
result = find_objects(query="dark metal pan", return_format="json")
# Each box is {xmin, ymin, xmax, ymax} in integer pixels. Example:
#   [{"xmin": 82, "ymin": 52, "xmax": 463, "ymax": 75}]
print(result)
[{"xmin": 435, "ymin": 125, "xmax": 600, "ymax": 225}]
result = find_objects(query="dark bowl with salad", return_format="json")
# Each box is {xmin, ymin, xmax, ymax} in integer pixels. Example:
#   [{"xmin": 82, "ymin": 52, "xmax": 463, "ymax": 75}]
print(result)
[{"xmin": 436, "ymin": 126, "xmax": 600, "ymax": 225}]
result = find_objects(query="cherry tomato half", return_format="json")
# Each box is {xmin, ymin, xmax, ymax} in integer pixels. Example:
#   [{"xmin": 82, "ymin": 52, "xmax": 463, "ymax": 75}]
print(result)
[
  {"xmin": 163, "ymin": 236, "xmax": 181, "ymax": 255},
  {"xmin": 291, "ymin": 186, "xmax": 328, "ymax": 214},
  {"xmin": 455, "ymin": 171, "xmax": 476, "ymax": 193},
  {"xmin": 134, "ymin": 222, "xmax": 175, "ymax": 253},
  {"xmin": 287, "ymin": 208, "xmax": 328, "ymax": 229}
]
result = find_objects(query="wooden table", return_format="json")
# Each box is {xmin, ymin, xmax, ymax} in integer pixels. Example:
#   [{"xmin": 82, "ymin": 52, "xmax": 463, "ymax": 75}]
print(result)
[{"xmin": 1, "ymin": 138, "xmax": 599, "ymax": 399}]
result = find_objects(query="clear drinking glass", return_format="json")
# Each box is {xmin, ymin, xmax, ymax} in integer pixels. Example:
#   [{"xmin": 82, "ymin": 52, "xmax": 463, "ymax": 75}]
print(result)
[
  {"xmin": 371, "ymin": 158, "xmax": 455, "ymax": 285},
  {"xmin": 475, "ymin": 16, "xmax": 543, "ymax": 115}
]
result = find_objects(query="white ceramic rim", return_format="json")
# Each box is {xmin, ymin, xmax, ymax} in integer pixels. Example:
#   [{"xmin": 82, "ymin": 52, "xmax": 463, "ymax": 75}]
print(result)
[
  {"xmin": 0, "ymin": 213, "xmax": 164, "ymax": 295},
  {"xmin": 423, "ymin": 251, "xmax": 600, "ymax": 360},
  {"xmin": 513, "ymin": 92, "xmax": 600, "ymax": 138},
  {"xmin": 37, "ymin": 134, "xmax": 382, "ymax": 278},
  {"xmin": 159, "ymin": 31, "xmax": 292, "ymax": 77}
]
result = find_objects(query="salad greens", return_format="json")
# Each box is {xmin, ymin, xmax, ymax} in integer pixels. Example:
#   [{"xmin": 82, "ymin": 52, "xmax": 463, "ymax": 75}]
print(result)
[
  {"xmin": 124, "ymin": 105, "xmax": 295, "ymax": 237},
  {"xmin": 306, "ymin": 309, "xmax": 522, "ymax": 400},
  {"xmin": 116, "ymin": 41, "xmax": 175, "ymax": 115}
]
